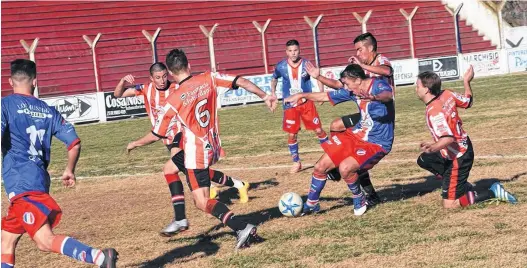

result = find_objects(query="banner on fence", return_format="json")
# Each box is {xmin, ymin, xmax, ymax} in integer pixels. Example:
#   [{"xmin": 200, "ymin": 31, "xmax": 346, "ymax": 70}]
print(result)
[
  {"xmin": 459, "ymin": 49, "xmax": 508, "ymax": 77},
  {"xmin": 504, "ymin": 26, "xmax": 527, "ymax": 49},
  {"xmin": 418, "ymin": 56, "xmax": 459, "ymax": 80},
  {"xmin": 507, "ymin": 47, "xmax": 527, "ymax": 73},
  {"xmin": 42, "ymin": 93, "xmax": 99, "ymax": 123},
  {"xmin": 392, "ymin": 58, "xmax": 419, "ymax": 85},
  {"xmin": 103, "ymin": 92, "xmax": 146, "ymax": 119}
]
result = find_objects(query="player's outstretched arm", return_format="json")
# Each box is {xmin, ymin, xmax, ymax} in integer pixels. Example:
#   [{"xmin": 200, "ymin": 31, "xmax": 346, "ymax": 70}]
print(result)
[
  {"xmin": 236, "ymin": 77, "xmax": 277, "ymax": 111},
  {"xmin": 62, "ymin": 143, "xmax": 81, "ymax": 188},
  {"xmin": 420, "ymin": 137, "xmax": 455, "ymax": 154},
  {"xmin": 463, "ymin": 65, "xmax": 474, "ymax": 99},
  {"xmin": 349, "ymin": 56, "xmax": 392, "ymax": 76},
  {"xmin": 114, "ymin": 74, "xmax": 138, "ymax": 98},
  {"xmin": 127, "ymin": 132, "xmax": 161, "ymax": 154},
  {"xmin": 284, "ymin": 92, "xmax": 329, "ymax": 105},
  {"xmin": 305, "ymin": 61, "xmax": 343, "ymax": 89}
]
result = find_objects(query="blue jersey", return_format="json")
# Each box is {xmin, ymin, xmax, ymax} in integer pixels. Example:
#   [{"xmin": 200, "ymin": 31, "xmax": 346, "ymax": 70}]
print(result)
[
  {"xmin": 328, "ymin": 79, "xmax": 395, "ymax": 152},
  {"xmin": 1, "ymin": 94, "xmax": 80, "ymax": 201},
  {"xmin": 272, "ymin": 58, "xmax": 313, "ymax": 109}
]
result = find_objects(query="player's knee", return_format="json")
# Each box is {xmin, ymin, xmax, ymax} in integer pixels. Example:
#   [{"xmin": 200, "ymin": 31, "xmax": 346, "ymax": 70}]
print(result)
[
  {"xmin": 313, "ymin": 161, "xmax": 328, "ymax": 174},
  {"xmin": 416, "ymin": 154, "xmax": 426, "ymax": 169},
  {"xmin": 330, "ymin": 120, "xmax": 344, "ymax": 132},
  {"xmin": 339, "ymin": 164, "xmax": 358, "ymax": 180},
  {"xmin": 442, "ymin": 199, "xmax": 460, "ymax": 209},
  {"xmin": 163, "ymin": 161, "xmax": 179, "ymax": 175}
]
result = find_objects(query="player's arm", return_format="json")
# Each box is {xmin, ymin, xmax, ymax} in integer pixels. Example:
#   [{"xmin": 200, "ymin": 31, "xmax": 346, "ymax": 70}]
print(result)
[
  {"xmin": 421, "ymin": 112, "xmax": 455, "ymax": 153},
  {"xmin": 270, "ymin": 66, "xmax": 280, "ymax": 97},
  {"xmin": 359, "ymin": 80, "xmax": 393, "ymax": 103},
  {"xmin": 285, "ymin": 92, "xmax": 329, "ymax": 104},
  {"xmin": 305, "ymin": 61, "xmax": 343, "ymax": 89},
  {"xmin": 1, "ymin": 101, "xmax": 7, "ymax": 139},
  {"xmin": 350, "ymin": 56, "xmax": 393, "ymax": 76},
  {"xmin": 51, "ymin": 109, "xmax": 82, "ymax": 187},
  {"xmin": 235, "ymin": 77, "xmax": 277, "ymax": 111},
  {"xmin": 126, "ymin": 131, "xmax": 160, "ymax": 153},
  {"xmin": 421, "ymin": 136, "xmax": 455, "ymax": 153},
  {"xmin": 63, "ymin": 142, "xmax": 81, "ymax": 187},
  {"xmin": 460, "ymin": 65, "xmax": 474, "ymax": 109},
  {"xmin": 114, "ymin": 74, "xmax": 139, "ymax": 98}
]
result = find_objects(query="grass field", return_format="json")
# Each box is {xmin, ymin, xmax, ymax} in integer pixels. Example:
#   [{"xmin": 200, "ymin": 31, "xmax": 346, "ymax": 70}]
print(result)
[{"xmin": 3, "ymin": 73, "xmax": 527, "ymax": 268}]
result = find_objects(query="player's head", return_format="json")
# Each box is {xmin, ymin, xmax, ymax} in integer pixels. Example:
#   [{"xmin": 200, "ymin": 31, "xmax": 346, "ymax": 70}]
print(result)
[
  {"xmin": 339, "ymin": 64, "xmax": 367, "ymax": 91},
  {"xmin": 149, "ymin": 62, "xmax": 169, "ymax": 90},
  {"xmin": 166, "ymin": 49, "xmax": 190, "ymax": 76},
  {"xmin": 285, "ymin": 39, "xmax": 300, "ymax": 62},
  {"xmin": 416, "ymin": 71, "xmax": 442, "ymax": 100},
  {"xmin": 10, "ymin": 59, "xmax": 37, "ymax": 94},
  {"xmin": 353, "ymin": 32, "xmax": 377, "ymax": 64}
]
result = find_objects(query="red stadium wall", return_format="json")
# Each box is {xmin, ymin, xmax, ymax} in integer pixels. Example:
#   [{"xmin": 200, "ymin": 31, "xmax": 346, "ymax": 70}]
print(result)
[{"xmin": 1, "ymin": 1, "xmax": 495, "ymax": 97}]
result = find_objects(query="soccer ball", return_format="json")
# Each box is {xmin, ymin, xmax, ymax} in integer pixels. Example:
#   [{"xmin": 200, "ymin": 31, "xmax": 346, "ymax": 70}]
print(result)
[{"xmin": 278, "ymin": 192, "xmax": 303, "ymax": 217}]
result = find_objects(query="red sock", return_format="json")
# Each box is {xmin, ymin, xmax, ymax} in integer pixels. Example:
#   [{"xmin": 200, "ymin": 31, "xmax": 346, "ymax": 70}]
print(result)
[
  {"xmin": 1, "ymin": 254, "xmax": 14, "ymax": 267},
  {"xmin": 165, "ymin": 174, "xmax": 180, "ymax": 184},
  {"xmin": 459, "ymin": 191, "xmax": 475, "ymax": 207}
]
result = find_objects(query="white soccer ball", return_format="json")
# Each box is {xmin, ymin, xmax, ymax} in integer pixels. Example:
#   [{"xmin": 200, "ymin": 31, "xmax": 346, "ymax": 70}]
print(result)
[{"xmin": 278, "ymin": 192, "xmax": 303, "ymax": 217}]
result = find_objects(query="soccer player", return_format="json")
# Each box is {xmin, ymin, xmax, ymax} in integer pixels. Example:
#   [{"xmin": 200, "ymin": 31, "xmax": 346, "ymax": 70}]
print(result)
[
  {"xmin": 1, "ymin": 59, "xmax": 118, "ymax": 268},
  {"xmin": 115, "ymin": 63, "xmax": 249, "ymax": 237},
  {"xmin": 415, "ymin": 66, "xmax": 517, "ymax": 208},
  {"xmin": 270, "ymin": 39, "xmax": 328, "ymax": 174},
  {"xmin": 318, "ymin": 33, "xmax": 394, "ymax": 206},
  {"xmin": 150, "ymin": 49, "xmax": 276, "ymax": 249},
  {"xmin": 285, "ymin": 64, "xmax": 395, "ymax": 216}
]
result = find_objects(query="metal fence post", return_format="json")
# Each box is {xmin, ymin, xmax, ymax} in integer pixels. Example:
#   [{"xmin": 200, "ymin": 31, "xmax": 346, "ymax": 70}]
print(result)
[
  {"xmin": 445, "ymin": 4, "xmax": 464, "ymax": 54},
  {"xmin": 142, "ymin": 27, "xmax": 162, "ymax": 63},
  {"xmin": 400, "ymin": 7, "xmax": 419, "ymax": 58},
  {"xmin": 199, "ymin": 23, "xmax": 219, "ymax": 72},
  {"xmin": 253, "ymin": 19, "xmax": 272, "ymax": 73},
  {"xmin": 83, "ymin": 33, "xmax": 102, "ymax": 92},
  {"xmin": 304, "ymin": 14, "xmax": 323, "ymax": 67},
  {"xmin": 353, "ymin": 10, "xmax": 373, "ymax": 33},
  {"xmin": 20, "ymin": 38, "xmax": 40, "ymax": 97}
]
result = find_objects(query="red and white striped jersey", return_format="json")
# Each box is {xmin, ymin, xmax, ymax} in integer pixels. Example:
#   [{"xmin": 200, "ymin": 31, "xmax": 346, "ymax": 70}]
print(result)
[
  {"xmin": 152, "ymin": 72, "xmax": 238, "ymax": 169},
  {"xmin": 135, "ymin": 81, "xmax": 180, "ymax": 145},
  {"xmin": 365, "ymin": 53, "xmax": 395, "ymax": 89},
  {"xmin": 425, "ymin": 90, "xmax": 473, "ymax": 160}
]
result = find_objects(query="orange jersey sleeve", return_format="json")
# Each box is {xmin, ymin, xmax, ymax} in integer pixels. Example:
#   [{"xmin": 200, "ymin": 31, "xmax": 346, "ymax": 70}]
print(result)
[
  {"xmin": 448, "ymin": 90, "xmax": 472, "ymax": 109},
  {"xmin": 151, "ymin": 103, "xmax": 178, "ymax": 138},
  {"xmin": 211, "ymin": 72, "xmax": 239, "ymax": 92}
]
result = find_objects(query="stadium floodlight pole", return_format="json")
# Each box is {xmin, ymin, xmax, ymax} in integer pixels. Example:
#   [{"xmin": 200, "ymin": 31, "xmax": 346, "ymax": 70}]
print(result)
[
  {"xmin": 400, "ymin": 7, "xmax": 419, "ymax": 58},
  {"xmin": 304, "ymin": 14, "xmax": 323, "ymax": 67},
  {"xmin": 352, "ymin": 10, "xmax": 373, "ymax": 33},
  {"xmin": 445, "ymin": 3, "xmax": 464, "ymax": 54},
  {"xmin": 200, "ymin": 23, "xmax": 219, "ymax": 72},
  {"xmin": 253, "ymin": 19, "xmax": 272, "ymax": 74},
  {"xmin": 20, "ymin": 38, "xmax": 40, "ymax": 97},
  {"xmin": 142, "ymin": 27, "xmax": 162, "ymax": 63},
  {"xmin": 83, "ymin": 33, "xmax": 102, "ymax": 92}
]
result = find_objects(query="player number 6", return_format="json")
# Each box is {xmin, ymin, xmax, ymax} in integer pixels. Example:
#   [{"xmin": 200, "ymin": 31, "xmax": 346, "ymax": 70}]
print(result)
[{"xmin": 195, "ymin": 99, "xmax": 211, "ymax": 128}]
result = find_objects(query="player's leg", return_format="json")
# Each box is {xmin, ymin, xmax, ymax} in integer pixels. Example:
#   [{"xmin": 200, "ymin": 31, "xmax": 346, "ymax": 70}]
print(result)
[
  {"xmin": 330, "ymin": 113, "xmax": 360, "ymax": 133},
  {"xmin": 339, "ymin": 156, "xmax": 368, "ymax": 216},
  {"xmin": 417, "ymin": 151, "xmax": 447, "ymax": 180},
  {"xmin": 187, "ymin": 169, "xmax": 257, "ymax": 249},
  {"xmin": 209, "ymin": 169, "xmax": 250, "ymax": 203},
  {"xmin": 358, "ymin": 170, "xmax": 381, "ymax": 206},
  {"xmin": 283, "ymin": 107, "xmax": 302, "ymax": 173},
  {"xmin": 302, "ymin": 153, "xmax": 335, "ymax": 215},
  {"xmin": 300, "ymin": 100, "xmax": 328, "ymax": 144},
  {"xmin": 1, "ymin": 230, "xmax": 22, "ymax": 268},
  {"xmin": 159, "ymin": 147, "xmax": 189, "ymax": 237},
  {"xmin": 15, "ymin": 194, "xmax": 118, "ymax": 267}
]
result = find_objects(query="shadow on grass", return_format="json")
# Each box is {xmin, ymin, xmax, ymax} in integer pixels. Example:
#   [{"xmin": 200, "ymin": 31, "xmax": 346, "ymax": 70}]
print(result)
[{"xmin": 137, "ymin": 172, "xmax": 524, "ymax": 267}]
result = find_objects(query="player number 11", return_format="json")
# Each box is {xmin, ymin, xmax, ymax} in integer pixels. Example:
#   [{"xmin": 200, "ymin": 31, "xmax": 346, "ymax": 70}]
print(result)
[{"xmin": 26, "ymin": 125, "xmax": 45, "ymax": 157}]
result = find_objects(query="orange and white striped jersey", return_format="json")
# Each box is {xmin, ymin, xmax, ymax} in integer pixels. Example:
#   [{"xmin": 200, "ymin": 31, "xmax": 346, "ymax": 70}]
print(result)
[
  {"xmin": 425, "ymin": 90, "xmax": 473, "ymax": 160},
  {"xmin": 152, "ymin": 72, "xmax": 238, "ymax": 169},
  {"xmin": 135, "ymin": 81, "xmax": 180, "ymax": 145},
  {"xmin": 365, "ymin": 53, "xmax": 395, "ymax": 89}
]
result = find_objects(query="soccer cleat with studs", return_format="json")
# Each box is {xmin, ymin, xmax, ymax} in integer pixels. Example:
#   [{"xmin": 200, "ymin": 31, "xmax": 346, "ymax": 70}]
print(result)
[
  {"xmin": 99, "ymin": 248, "xmax": 119, "ymax": 268},
  {"xmin": 159, "ymin": 219, "xmax": 189, "ymax": 237}
]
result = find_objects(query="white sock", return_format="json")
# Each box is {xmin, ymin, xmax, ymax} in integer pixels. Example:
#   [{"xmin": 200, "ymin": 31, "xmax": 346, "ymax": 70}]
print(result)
[
  {"xmin": 92, "ymin": 249, "xmax": 105, "ymax": 266},
  {"xmin": 232, "ymin": 179, "xmax": 245, "ymax": 189}
]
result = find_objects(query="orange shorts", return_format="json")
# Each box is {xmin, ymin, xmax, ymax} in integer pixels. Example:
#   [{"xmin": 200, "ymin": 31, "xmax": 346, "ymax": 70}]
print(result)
[
  {"xmin": 282, "ymin": 100, "xmax": 322, "ymax": 134},
  {"xmin": 322, "ymin": 130, "xmax": 387, "ymax": 169}
]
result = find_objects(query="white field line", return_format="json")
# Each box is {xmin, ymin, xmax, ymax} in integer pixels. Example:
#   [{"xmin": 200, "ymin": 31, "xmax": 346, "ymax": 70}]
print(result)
[{"xmin": 54, "ymin": 154, "xmax": 527, "ymax": 181}]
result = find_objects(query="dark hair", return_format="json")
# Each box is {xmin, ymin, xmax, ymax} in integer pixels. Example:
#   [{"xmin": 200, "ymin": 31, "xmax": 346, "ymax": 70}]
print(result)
[
  {"xmin": 417, "ymin": 71, "xmax": 442, "ymax": 95},
  {"xmin": 149, "ymin": 62, "xmax": 167, "ymax": 75},
  {"xmin": 11, "ymin": 59, "xmax": 36, "ymax": 80},
  {"xmin": 353, "ymin": 32, "xmax": 377, "ymax": 52},
  {"xmin": 286, "ymin": 39, "xmax": 300, "ymax": 47},
  {"xmin": 165, "ymin": 49, "xmax": 189, "ymax": 74},
  {"xmin": 340, "ymin": 64, "xmax": 367, "ymax": 80}
]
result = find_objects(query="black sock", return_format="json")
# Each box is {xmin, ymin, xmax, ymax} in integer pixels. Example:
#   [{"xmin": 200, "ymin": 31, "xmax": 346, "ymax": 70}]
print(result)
[
  {"xmin": 475, "ymin": 190, "xmax": 495, "ymax": 203},
  {"xmin": 210, "ymin": 170, "xmax": 235, "ymax": 187},
  {"xmin": 359, "ymin": 171, "xmax": 377, "ymax": 196},
  {"xmin": 206, "ymin": 200, "xmax": 246, "ymax": 231},
  {"xmin": 165, "ymin": 174, "xmax": 186, "ymax": 221}
]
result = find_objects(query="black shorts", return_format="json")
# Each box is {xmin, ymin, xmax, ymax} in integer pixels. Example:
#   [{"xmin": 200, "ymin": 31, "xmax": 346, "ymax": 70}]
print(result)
[
  {"xmin": 417, "ymin": 139, "xmax": 474, "ymax": 200},
  {"xmin": 166, "ymin": 132, "xmax": 183, "ymax": 151},
  {"xmin": 171, "ymin": 150, "xmax": 211, "ymax": 191}
]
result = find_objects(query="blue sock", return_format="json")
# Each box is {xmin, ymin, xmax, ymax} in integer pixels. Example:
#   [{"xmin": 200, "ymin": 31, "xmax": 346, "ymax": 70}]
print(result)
[
  {"xmin": 288, "ymin": 142, "xmax": 300, "ymax": 162},
  {"xmin": 307, "ymin": 172, "xmax": 327, "ymax": 205},
  {"xmin": 52, "ymin": 236, "xmax": 104, "ymax": 265},
  {"xmin": 317, "ymin": 131, "xmax": 328, "ymax": 144},
  {"xmin": 347, "ymin": 180, "xmax": 362, "ymax": 196}
]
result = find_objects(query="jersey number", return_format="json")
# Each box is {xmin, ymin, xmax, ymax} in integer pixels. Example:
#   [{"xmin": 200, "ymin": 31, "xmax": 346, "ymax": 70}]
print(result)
[
  {"xmin": 26, "ymin": 126, "xmax": 45, "ymax": 157},
  {"xmin": 195, "ymin": 99, "xmax": 210, "ymax": 128}
]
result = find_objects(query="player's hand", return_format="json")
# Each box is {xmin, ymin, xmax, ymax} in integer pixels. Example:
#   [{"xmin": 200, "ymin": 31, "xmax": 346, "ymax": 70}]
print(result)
[
  {"xmin": 348, "ymin": 56, "xmax": 362, "ymax": 66},
  {"xmin": 270, "ymin": 93, "xmax": 278, "ymax": 112},
  {"xmin": 420, "ymin": 141, "xmax": 434, "ymax": 153},
  {"xmin": 263, "ymin": 94, "xmax": 277, "ymax": 112},
  {"xmin": 126, "ymin": 141, "xmax": 137, "ymax": 154},
  {"xmin": 61, "ymin": 170, "xmax": 76, "ymax": 188},
  {"xmin": 122, "ymin": 74, "xmax": 135, "ymax": 85},
  {"xmin": 463, "ymin": 65, "xmax": 474, "ymax": 83},
  {"xmin": 357, "ymin": 91, "xmax": 376, "ymax": 101},
  {"xmin": 284, "ymin": 94, "xmax": 302, "ymax": 105},
  {"xmin": 305, "ymin": 61, "xmax": 320, "ymax": 78}
]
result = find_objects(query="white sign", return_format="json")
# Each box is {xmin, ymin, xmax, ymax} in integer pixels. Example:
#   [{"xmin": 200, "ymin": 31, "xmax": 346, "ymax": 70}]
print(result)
[
  {"xmin": 459, "ymin": 49, "xmax": 508, "ymax": 77},
  {"xmin": 392, "ymin": 58, "xmax": 418, "ymax": 85},
  {"xmin": 42, "ymin": 93, "xmax": 99, "ymax": 123},
  {"xmin": 504, "ymin": 26, "xmax": 527, "ymax": 49},
  {"xmin": 319, "ymin": 66, "xmax": 346, "ymax": 91},
  {"xmin": 507, "ymin": 47, "xmax": 527, "ymax": 73},
  {"xmin": 220, "ymin": 74, "xmax": 282, "ymax": 106}
]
